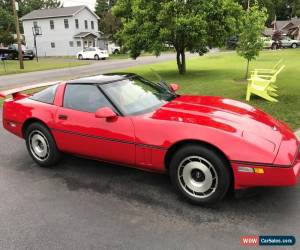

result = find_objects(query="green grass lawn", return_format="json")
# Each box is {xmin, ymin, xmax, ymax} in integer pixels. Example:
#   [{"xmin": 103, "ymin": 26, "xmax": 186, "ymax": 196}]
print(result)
[
  {"xmin": 0, "ymin": 58, "xmax": 90, "ymax": 76},
  {"xmin": 119, "ymin": 49, "xmax": 300, "ymax": 129}
]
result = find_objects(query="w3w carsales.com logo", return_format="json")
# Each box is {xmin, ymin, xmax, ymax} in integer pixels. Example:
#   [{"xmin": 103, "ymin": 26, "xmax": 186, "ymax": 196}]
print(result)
[
  {"xmin": 241, "ymin": 236, "xmax": 259, "ymax": 246},
  {"xmin": 241, "ymin": 235, "xmax": 296, "ymax": 247}
]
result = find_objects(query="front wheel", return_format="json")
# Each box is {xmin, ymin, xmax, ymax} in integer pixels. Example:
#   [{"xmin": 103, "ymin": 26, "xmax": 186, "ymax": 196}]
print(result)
[
  {"xmin": 291, "ymin": 43, "xmax": 297, "ymax": 49},
  {"xmin": 25, "ymin": 123, "xmax": 61, "ymax": 167},
  {"xmin": 169, "ymin": 144, "xmax": 231, "ymax": 205}
]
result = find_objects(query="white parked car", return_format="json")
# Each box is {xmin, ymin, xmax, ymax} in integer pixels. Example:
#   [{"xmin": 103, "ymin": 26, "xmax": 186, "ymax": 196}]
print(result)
[
  {"xmin": 77, "ymin": 47, "xmax": 109, "ymax": 60},
  {"xmin": 107, "ymin": 42, "xmax": 121, "ymax": 54},
  {"xmin": 261, "ymin": 37, "xmax": 277, "ymax": 49}
]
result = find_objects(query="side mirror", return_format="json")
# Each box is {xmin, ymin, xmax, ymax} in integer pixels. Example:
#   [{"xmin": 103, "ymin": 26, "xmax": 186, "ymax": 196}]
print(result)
[
  {"xmin": 95, "ymin": 107, "xmax": 117, "ymax": 119},
  {"xmin": 170, "ymin": 83, "xmax": 180, "ymax": 92}
]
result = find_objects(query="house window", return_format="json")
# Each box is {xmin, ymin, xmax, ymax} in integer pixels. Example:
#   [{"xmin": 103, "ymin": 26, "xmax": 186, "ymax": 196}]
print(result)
[
  {"xmin": 50, "ymin": 20, "xmax": 54, "ymax": 30},
  {"xmin": 69, "ymin": 41, "xmax": 74, "ymax": 47},
  {"xmin": 75, "ymin": 19, "xmax": 79, "ymax": 29},
  {"xmin": 77, "ymin": 41, "xmax": 81, "ymax": 47},
  {"xmin": 51, "ymin": 42, "xmax": 55, "ymax": 48},
  {"xmin": 85, "ymin": 20, "xmax": 88, "ymax": 29},
  {"xmin": 33, "ymin": 21, "xmax": 38, "ymax": 27},
  {"xmin": 64, "ymin": 19, "xmax": 69, "ymax": 29},
  {"xmin": 91, "ymin": 21, "xmax": 94, "ymax": 30}
]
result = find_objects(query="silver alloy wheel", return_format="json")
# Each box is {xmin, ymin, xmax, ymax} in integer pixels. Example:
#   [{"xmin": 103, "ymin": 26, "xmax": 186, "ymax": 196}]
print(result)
[
  {"xmin": 292, "ymin": 43, "xmax": 297, "ymax": 48},
  {"xmin": 178, "ymin": 156, "xmax": 218, "ymax": 199},
  {"xmin": 28, "ymin": 130, "xmax": 50, "ymax": 161}
]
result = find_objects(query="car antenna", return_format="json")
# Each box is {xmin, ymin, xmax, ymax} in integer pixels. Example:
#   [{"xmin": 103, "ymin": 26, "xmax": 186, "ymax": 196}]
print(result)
[
  {"xmin": 150, "ymin": 68, "xmax": 162, "ymax": 82},
  {"xmin": 150, "ymin": 68, "xmax": 175, "ymax": 94}
]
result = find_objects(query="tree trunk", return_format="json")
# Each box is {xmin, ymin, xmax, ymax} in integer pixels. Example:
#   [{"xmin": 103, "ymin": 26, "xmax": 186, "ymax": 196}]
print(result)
[
  {"xmin": 245, "ymin": 59, "xmax": 250, "ymax": 79},
  {"xmin": 176, "ymin": 50, "xmax": 186, "ymax": 74}
]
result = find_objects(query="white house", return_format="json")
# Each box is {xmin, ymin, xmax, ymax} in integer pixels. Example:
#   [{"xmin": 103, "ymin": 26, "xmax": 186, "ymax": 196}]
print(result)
[{"xmin": 21, "ymin": 5, "xmax": 103, "ymax": 56}]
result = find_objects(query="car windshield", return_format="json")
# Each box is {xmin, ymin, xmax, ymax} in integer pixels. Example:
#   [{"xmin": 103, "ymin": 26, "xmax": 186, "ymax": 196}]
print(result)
[{"xmin": 101, "ymin": 76, "xmax": 176, "ymax": 115}]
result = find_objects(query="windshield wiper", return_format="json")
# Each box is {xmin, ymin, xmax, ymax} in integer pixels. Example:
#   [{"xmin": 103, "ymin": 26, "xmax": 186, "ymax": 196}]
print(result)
[{"xmin": 150, "ymin": 68, "xmax": 176, "ymax": 96}]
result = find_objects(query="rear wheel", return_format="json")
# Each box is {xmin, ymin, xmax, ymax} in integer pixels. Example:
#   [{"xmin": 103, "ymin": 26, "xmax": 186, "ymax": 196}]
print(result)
[
  {"xmin": 94, "ymin": 54, "xmax": 100, "ymax": 60},
  {"xmin": 169, "ymin": 144, "xmax": 230, "ymax": 205},
  {"xmin": 78, "ymin": 54, "xmax": 83, "ymax": 60},
  {"xmin": 271, "ymin": 43, "xmax": 277, "ymax": 50},
  {"xmin": 291, "ymin": 43, "xmax": 297, "ymax": 49},
  {"xmin": 25, "ymin": 123, "xmax": 61, "ymax": 167}
]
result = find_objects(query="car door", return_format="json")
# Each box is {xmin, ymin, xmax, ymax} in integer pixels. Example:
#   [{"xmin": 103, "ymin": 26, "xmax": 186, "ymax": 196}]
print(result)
[
  {"xmin": 281, "ymin": 37, "xmax": 289, "ymax": 47},
  {"xmin": 81, "ymin": 48, "xmax": 88, "ymax": 59},
  {"xmin": 53, "ymin": 84, "xmax": 135, "ymax": 165},
  {"xmin": 89, "ymin": 48, "xmax": 96, "ymax": 59}
]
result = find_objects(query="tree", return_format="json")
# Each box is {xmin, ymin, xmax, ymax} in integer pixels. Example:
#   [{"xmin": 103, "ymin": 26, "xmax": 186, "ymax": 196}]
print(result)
[
  {"xmin": 95, "ymin": 0, "xmax": 109, "ymax": 18},
  {"xmin": 95, "ymin": 0, "xmax": 120, "ymax": 40},
  {"xmin": 0, "ymin": 6, "xmax": 15, "ymax": 45},
  {"xmin": 19, "ymin": 0, "xmax": 63, "ymax": 17},
  {"xmin": 237, "ymin": 3, "xmax": 268, "ymax": 79},
  {"xmin": 113, "ymin": 0, "xmax": 242, "ymax": 74},
  {"xmin": 0, "ymin": 0, "xmax": 62, "ymax": 46},
  {"xmin": 0, "ymin": 1, "xmax": 14, "ymax": 46},
  {"xmin": 238, "ymin": 0, "xmax": 300, "ymax": 24}
]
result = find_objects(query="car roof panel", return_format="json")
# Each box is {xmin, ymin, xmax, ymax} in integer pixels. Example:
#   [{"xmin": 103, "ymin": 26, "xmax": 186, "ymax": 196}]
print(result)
[{"xmin": 67, "ymin": 73, "xmax": 137, "ymax": 85}]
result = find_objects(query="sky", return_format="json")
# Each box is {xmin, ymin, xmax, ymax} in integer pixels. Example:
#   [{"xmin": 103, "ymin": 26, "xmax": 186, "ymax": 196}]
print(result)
[{"xmin": 63, "ymin": 0, "xmax": 97, "ymax": 10}]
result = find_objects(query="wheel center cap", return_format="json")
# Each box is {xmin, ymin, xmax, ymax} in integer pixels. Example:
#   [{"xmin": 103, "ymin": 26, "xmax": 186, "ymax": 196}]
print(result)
[{"xmin": 191, "ymin": 169, "xmax": 205, "ymax": 182}]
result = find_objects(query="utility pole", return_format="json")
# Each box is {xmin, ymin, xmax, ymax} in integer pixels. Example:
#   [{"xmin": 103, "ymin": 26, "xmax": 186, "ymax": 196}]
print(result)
[{"xmin": 11, "ymin": 0, "xmax": 24, "ymax": 69}]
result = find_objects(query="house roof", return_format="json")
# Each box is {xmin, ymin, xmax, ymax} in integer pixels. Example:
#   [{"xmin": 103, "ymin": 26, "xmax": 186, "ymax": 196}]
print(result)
[
  {"xmin": 272, "ymin": 18, "xmax": 300, "ymax": 31},
  {"xmin": 290, "ymin": 18, "xmax": 300, "ymax": 28},
  {"xmin": 263, "ymin": 27, "xmax": 274, "ymax": 36},
  {"xmin": 74, "ymin": 32, "xmax": 98, "ymax": 38},
  {"xmin": 21, "ymin": 5, "xmax": 99, "ymax": 21},
  {"xmin": 274, "ymin": 20, "xmax": 291, "ymax": 30}
]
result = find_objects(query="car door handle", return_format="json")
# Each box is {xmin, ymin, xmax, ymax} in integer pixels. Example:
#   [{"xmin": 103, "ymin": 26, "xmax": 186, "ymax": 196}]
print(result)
[{"xmin": 58, "ymin": 114, "xmax": 68, "ymax": 120}]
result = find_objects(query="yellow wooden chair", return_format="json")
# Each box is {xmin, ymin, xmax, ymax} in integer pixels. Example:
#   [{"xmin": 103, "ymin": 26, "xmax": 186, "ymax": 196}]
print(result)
[
  {"xmin": 246, "ymin": 77, "xmax": 278, "ymax": 102},
  {"xmin": 246, "ymin": 65, "xmax": 285, "ymax": 102},
  {"xmin": 251, "ymin": 65, "xmax": 285, "ymax": 89},
  {"xmin": 251, "ymin": 59, "xmax": 283, "ymax": 75}
]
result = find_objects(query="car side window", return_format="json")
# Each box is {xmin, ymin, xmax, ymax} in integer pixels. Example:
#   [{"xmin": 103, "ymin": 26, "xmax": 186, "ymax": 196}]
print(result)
[
  {"xmin": 63, "ymin": 84, "xmax": 114, "ymax": 113},
  {"xmin": 30, "ymin": 85, "xmax": 58, "ymax": 104}
]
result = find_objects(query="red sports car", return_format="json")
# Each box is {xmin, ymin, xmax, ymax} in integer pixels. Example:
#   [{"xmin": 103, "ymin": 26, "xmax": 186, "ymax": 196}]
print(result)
[{"xmin": 1, "ymin": 73, "xmax": 299, "ymax": 205}]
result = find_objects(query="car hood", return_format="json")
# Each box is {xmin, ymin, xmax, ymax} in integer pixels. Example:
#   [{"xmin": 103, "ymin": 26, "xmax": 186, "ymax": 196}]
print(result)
[{"xmin": 152, "ymin": 95, "xmax": 296, "ymax": 150}]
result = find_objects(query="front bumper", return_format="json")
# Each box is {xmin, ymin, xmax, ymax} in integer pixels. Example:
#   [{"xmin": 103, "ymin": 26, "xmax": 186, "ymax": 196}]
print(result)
[{"xmin": 232, "ymin": 161, "xmax": 300, "ymax": 189}]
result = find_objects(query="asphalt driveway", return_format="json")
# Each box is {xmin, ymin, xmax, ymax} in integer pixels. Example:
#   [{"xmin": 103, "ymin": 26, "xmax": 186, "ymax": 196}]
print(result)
[
  {"xmin": 0, "ymin": 53, "xmax": 196, "ymax": 90},
  {"xmin": 0, "ymin": 109, "xmax": 299, "ymax": 250}
]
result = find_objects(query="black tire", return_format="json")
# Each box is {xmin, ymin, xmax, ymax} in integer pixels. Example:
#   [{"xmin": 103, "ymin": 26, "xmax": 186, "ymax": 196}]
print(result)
[
  {"xmin": 113, "ymin": 49, "xmax": 119, "ymax": 54},
  {"xmin": 25, "ymin": 123, "xmax": 61, "ymax": 167},
  {"xmin": 271, "ymin": 43, "xmax": 277, "ymax": 50},
  {"xmin": 78, "ymin": 54, "xmax": 83, "ymax": 60},
  {"xmin": 291, "ymin": 43, "xmax": 297, "ymax": 49},
  {"xmin": 169, "ymin": 144, "xmax": 231, "ymax": 205},
  {"xmin": 94, "ymin": 54, "xmax": 100, "ymax": 60}
]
